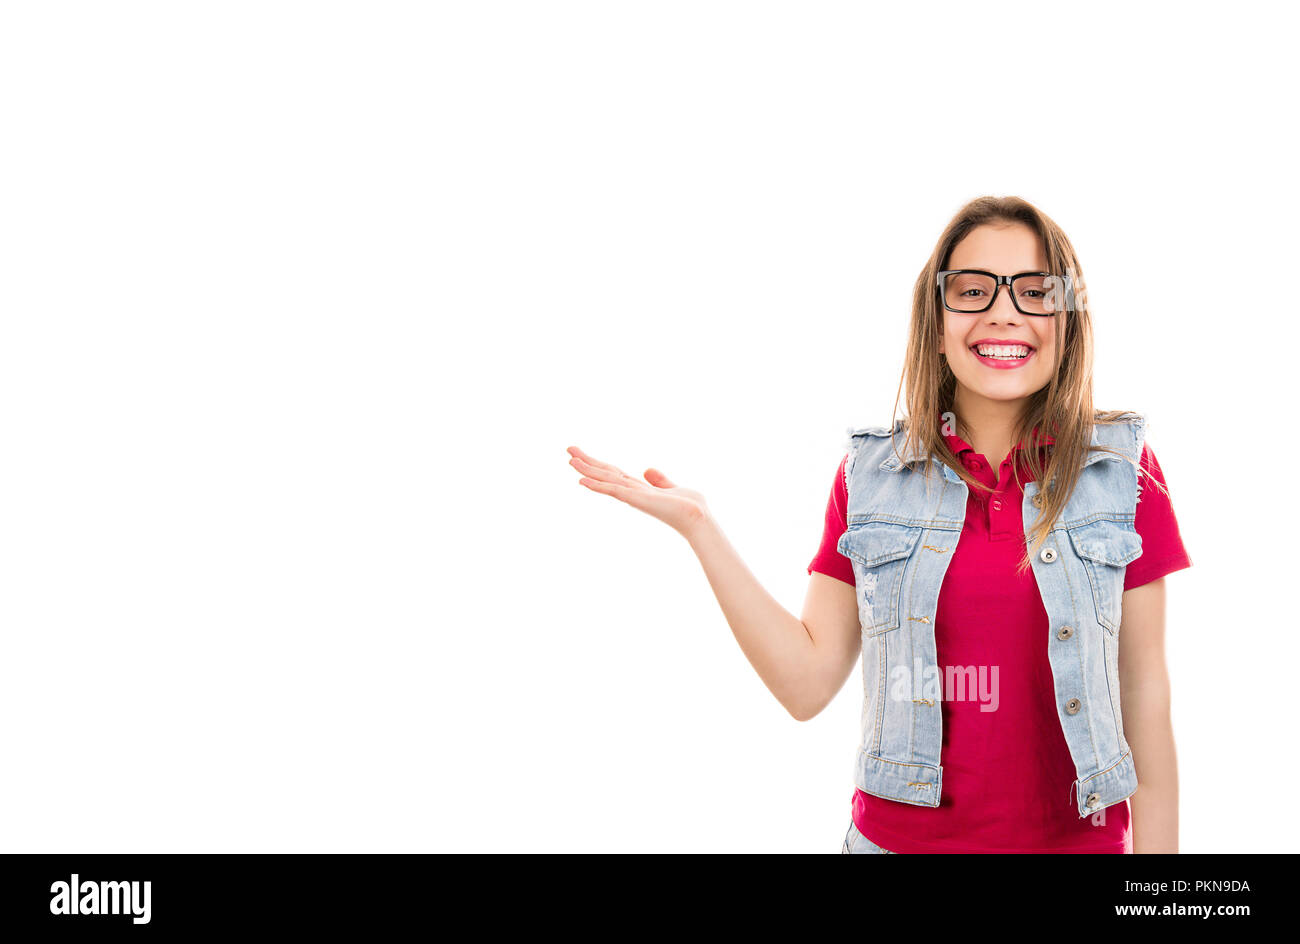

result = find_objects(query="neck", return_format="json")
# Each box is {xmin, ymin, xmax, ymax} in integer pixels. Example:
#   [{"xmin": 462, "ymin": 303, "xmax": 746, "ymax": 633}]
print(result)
[{"xmin": 951, "ymin": 391, "xmax": 1029, "ymax": 469}]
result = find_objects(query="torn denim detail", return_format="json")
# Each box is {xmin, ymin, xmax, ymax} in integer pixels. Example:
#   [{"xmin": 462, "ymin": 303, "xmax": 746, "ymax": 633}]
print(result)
[{"xmin": 858, "ymin": 571, "xmax": 878, "ymax": 611}]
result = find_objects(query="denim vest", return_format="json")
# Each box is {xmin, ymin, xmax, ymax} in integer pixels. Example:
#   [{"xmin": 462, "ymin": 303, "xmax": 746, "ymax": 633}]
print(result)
[{"xmin": 836, "ymin": 414, "xmax": 1145, "ymax": 819}]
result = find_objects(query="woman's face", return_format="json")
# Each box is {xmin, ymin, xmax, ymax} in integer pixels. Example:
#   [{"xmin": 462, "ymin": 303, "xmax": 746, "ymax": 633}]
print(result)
[{"xmin": 938, "ymin": 222, "xmax": 1058, "ymax": 408}]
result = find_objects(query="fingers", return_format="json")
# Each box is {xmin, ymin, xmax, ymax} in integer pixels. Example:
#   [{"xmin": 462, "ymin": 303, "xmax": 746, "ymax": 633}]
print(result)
[
  {"xmin": 570, "ymin": 448, "xmax": 672, "ymax": 521},
  {"xmin": 568, "ymin": 451, "xmax": 640, "ymax": 490},
  {"xmin": 566, "ymin": 446, "xmax": 621, "ymax": 476},
  {"xmin": 569, "ymin": 446, "xmax": 653, "ymax": 510},
  {"xmin": 577, "ymin": 475, "xmax": 633, "ymax": 501},
  {"xmin": 576, "ymin": 469, "xmax": 654, "ymax": 513},
  {"xmin": 644, "ymin": 468, "xmax": 676, "ymax": 489},
  {"xmin": 567, "ymin": 447, "xmax": 668, "ymax": 490}
]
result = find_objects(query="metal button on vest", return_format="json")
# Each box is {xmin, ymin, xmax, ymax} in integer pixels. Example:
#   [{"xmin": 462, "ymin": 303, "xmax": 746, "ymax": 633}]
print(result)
[
  {"xmin": 1040, "ymin": 546, "xmax": 1058, "ymax": 563},
  {"xmin": 1085, "ymin": 793, "xmax": 1100, "ymax": 809},
  {"xmin": 1065, "ymin": 698, "xmax": 1081, "ymax": 714},
  {"xmin": 1056, "ymin": 625, "xmax": 1074, "ymax": 641}
]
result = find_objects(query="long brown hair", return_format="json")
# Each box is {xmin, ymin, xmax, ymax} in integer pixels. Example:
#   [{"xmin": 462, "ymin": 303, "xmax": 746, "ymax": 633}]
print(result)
[{"xmin": 883, "ymin": 195, "xmax": 1164, "ymax": 575}]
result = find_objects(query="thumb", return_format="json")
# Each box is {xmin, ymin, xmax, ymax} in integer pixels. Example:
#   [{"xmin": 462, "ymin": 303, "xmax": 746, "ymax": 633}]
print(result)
[{"xmin": 644, "ymin": 468, "xmax": 677, "ymax": 489}]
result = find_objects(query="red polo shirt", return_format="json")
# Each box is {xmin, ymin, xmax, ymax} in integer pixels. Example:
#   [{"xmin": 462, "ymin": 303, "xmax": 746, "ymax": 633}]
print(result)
[{"xmin": 809, "ymin": 417, "xmax": 1191, "ymax": 853}]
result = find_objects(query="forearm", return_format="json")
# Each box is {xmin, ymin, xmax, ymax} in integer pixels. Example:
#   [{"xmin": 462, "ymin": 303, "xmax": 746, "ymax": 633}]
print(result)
[
  {"xmin": 1123, "ymin": 685, "xmax": 1179, "ymax": 853},
  {"xmin": 684, "ymin": 512, "xmax": 822, "ymax": 719}
]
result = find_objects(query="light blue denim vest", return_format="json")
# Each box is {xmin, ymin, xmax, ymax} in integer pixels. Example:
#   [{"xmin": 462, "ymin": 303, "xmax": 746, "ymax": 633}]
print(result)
[{"xmin": 836, "ymin": 413, "xmax": 1145, "ymax": 819}]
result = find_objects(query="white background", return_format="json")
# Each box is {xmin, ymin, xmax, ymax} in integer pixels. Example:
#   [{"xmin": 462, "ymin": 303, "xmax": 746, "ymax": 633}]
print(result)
[{"xmin": 1, "ymin": 1, "xmax": 1293, "ymax": 852}]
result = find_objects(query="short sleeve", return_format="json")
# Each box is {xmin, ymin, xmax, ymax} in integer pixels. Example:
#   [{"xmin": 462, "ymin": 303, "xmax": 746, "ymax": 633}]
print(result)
[
  {"xmin": 808, "ymin": 454, "xmax": 855, "ymax": 587},
  {"xmin": 1125, "ymin": 441, "xmax": 1192, "ymax": 590}
]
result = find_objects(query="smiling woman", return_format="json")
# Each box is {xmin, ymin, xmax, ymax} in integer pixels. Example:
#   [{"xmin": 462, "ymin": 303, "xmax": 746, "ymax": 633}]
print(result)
[
  {"xmin": 569, "ymin": 195, "xmax": 1191, "ymax": 855},
  {"xmin": 813, "ymin": 196, "xmax": 1191, "ymax": 853}
]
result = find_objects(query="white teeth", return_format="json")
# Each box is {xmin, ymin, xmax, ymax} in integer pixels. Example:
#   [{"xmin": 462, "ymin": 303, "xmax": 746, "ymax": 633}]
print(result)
[{"xmin": 974, "ymin": 344, "xmax": 1031, "ymax": 359}]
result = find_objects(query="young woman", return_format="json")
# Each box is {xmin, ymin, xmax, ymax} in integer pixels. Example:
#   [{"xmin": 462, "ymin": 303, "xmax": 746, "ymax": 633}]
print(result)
[{"xmin": 567, "ymin": 196, "xmax": 1190, "ymax": 854}]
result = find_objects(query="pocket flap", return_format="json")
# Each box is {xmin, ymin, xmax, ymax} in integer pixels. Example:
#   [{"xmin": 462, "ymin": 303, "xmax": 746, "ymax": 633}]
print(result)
[
  {"xmin": 837, "ymin": 522, "xmax": 922, "ymax": 567},
  {"xmin": 1068, "ymin": 520, "xmax": 1143, "ymax": 567}
]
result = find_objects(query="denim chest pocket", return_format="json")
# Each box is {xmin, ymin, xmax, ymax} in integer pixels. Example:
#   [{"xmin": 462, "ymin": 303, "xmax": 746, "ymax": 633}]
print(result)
[
  {"xmin": 1067, "ymin": 520, "xmax": 1143, "ymax": 635},
  {"xmin": 837, "ymin": 523, "xmax": 922, "ymax": 636}
]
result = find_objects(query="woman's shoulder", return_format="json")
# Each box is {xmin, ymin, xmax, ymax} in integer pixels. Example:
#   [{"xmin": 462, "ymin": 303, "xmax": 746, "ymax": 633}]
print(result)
[
  {"xmin": 1091, "ymin": 409, "xmax": 1149, "ymax": 464},
  {"xmin": 842, "ymin": 417, "xmax": 907, "ymax": 455},
  {"xmin": 1093, "ymin": 408, "xmax": 1146, "ymax": 428},
  {"xmin": 844, "ymin": 417, "xmax": 907, "ymax": 439}
]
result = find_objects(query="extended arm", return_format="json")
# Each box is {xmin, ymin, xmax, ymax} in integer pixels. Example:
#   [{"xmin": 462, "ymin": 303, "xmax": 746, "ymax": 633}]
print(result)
[
  {"xmin": 686, "ymin": 517, "xmax": 861, "ymax": 720},
  {"xmin": 568, "ymin": 445, "xmax": 861, "ymax": 721}
]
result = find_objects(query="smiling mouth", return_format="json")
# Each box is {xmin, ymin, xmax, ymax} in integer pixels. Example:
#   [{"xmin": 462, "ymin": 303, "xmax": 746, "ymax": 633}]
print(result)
[{"xmin": 970, "ymin": 344, "xmax": 1034, "ymax": 360}]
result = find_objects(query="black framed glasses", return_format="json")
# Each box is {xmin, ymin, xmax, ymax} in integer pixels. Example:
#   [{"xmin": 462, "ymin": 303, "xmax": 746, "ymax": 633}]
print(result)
[{"xmin": 936, "ymin": 269, "xmax": 1072, "ymax": 316}]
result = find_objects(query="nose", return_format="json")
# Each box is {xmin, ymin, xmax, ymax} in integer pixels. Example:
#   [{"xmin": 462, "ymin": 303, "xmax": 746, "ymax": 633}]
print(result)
[{"xmin": 985, "ymin": 284, "xmax": 1025, "ymax": 322}]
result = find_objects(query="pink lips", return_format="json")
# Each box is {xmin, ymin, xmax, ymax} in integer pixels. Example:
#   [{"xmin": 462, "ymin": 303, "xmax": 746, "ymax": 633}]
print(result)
[{"xmin": 970, "ymin": 346, "xmax": 1036, "ymax": 370}]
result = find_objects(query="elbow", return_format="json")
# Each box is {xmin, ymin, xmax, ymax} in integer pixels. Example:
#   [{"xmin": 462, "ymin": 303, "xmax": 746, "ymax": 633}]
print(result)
[
  {"xmin": 786, "ymin": 695, "xmax": 829, "ymax": 723},
  {"xmin": 783, "ymin": 659, "xmax": 836, "ymax": 721}
]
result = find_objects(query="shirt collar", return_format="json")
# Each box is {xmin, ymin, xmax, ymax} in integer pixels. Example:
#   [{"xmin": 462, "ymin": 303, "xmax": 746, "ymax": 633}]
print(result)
[
  {"xmin": 878, "ymin": 411, "xmax": 1123, "ymax": 475},
  {"xmin": 938, "ymin": 408, "xmax": 1055, "ymax": 460}
]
